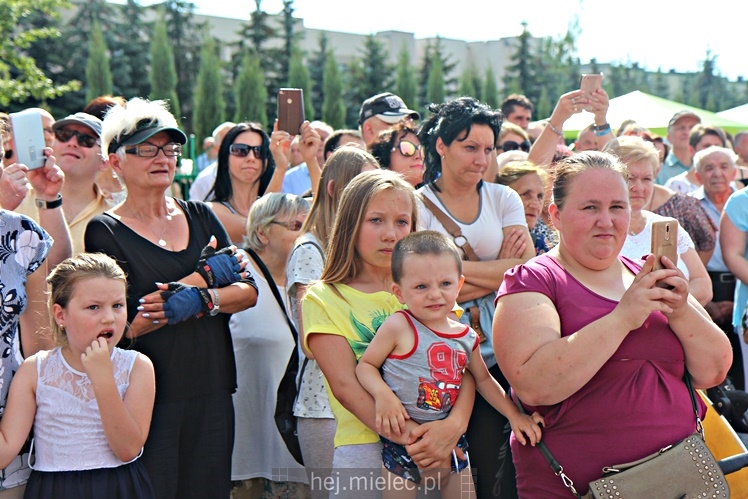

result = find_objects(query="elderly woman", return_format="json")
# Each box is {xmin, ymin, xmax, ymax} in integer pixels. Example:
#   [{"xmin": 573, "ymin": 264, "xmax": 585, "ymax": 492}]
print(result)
[
  {"xmin": 368, "ymin": 122, "xmax": 424, "ymax": 187},
  {"xmin": 84, "ymin": 97, "xmax": 258, "ymax": 499},
  {"xmin": 494, "ymin": 151, "xmax": 731, "ymax": 497},
  {"xmin": 205, "ymin": 122, "xmax": 275, "ymax": 244},
  {"xmin": 603, "ymin": 136, "xmax": 712, "ymax": 305},
  {"xmin": 495, "ymin": 161, "xmax": 556, "ymax": 255},
  {"xmin": 417, "ymin": 97, "xmax": 535, "ymax": 498},
  {"xmin": 483, "ymin": 122, "xmax": 531, "ymax": 183},
  {"xmin": 230, "ymin": 193, "xmax": 310, "ymax": 498}
]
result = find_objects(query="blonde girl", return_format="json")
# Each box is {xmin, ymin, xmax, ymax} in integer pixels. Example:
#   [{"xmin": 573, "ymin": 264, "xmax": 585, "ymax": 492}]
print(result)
[
  {"xmin": 302, "ymin": 170, "xmax": 474, "ymax": 499},
  {"xmin": 0, "ymin": 253, "xmax": 155, "ymax": 498}
]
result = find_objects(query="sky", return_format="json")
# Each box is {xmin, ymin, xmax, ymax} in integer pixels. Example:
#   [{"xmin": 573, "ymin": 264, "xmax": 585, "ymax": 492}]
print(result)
[{"xmin": 171, "ymin": 0, "xmax": 747, "ymax": 82}]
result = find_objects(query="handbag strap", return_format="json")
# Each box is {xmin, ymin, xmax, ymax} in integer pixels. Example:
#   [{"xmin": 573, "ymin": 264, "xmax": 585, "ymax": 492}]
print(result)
[
  {"xmin": 515, "ymin": 369, "xmax": 702, "ymax": 499},
  {"xmin": 420, "ymin": 192, "xmax": 480, "ymax": 262},
  {"xmin": 245, "ymin": 247, "xmax": 309, "ymax": 389}
]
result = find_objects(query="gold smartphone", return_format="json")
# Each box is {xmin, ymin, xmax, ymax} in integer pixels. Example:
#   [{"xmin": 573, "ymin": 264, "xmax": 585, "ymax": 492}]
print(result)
[
  {"xmin": 651, "ymin": 218, "xmax": 679, "ymax": 287},
  {"xmin": 579, "ymin": 73, "xmax": 603, "ymax": 112}
]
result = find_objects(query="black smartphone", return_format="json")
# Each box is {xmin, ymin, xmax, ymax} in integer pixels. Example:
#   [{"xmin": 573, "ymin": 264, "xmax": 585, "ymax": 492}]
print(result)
[{"xmin": 277, "ymin": 88, "xmax": 305, "ymax": 135}]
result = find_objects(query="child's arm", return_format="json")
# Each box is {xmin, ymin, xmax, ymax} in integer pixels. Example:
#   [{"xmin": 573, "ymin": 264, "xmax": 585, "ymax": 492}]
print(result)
[
  {"xmin": 467, "ymin": 350, "xmax": 544, "ymax": 446},
  {"xmin": 355, "ymin": 313, "xmax": 410, "ymax": 438},
  {"xmin": 0, "ymin": 358, "xmax": 37, "ymax": 469},
  {"xmin": 82, "ymin": 339, "xmax": 156, "ymax": 462}
]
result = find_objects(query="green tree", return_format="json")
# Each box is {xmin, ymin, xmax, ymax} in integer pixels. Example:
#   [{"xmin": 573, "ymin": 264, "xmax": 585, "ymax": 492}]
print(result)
[
  {"xmin": 394, "ymin": 44, "xmax": 417, "ymax": 110},
  {"xmin": 322, "ymin": 51, "xmax": 345, "ymax": 129},
  {"xmin": 85, "ymin": 21, "xmax": 112, "ymax": 103},
  {"xmin": 287, "ymin": 47, "xmax": 314, "ymax": 121},
  {"xmin": 111, "ymin": 0, "xmax": 150, "ymax": 99},
  {"xmin": 418, "ymin": 37, "xmax": 457, "ymax": 110},
  {"xmin": 0, "ymin": 0, "xmax": 80, "ymax": 107},
  {"xmin": 458, "ymin": 61, "xmax": 481, "ymax": 99},
  {"xmin": 192, "ymin": 37, "xmax": 226, "ymax": 142},
  {"xmin": 502, "ymin": 22, "xmax": 535, "ymax": 96},
  {"xmin": 234, "ymin": 50, "xmax": 267, "ymax": 126},
  {"xmin": 426, "ymin": 57, "xmax": 445, "ymax": 105},
  {"xmin": 279, "ymin": 0, "xmax": 298, "ymax": 86},
  {"xmin": 149, "ymin": 19, "xmax": 181, "ymax": 118},
  {"xmin": 160, "ymin": 0, "xmax": 206, "ymax": 126},
  {"xmin": 482, "ymin": 65, "xmax": 499, "ymax": 108},
  {"xmin": 308, "ymin": 32, "xmax": 328, "ymax": 120},
  {"xmin": 652, "ymin": 68, "xmax": 671, "ymax": 99},
  {"xmin": 346, "ymin": 35, "xmax": 394, "ymax": 126}
]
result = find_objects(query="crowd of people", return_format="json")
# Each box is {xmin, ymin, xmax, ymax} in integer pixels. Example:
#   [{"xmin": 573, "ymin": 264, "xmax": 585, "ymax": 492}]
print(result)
[{"xmin": 0, "ymin": 82, "xmax": 743, "ymax": 498}]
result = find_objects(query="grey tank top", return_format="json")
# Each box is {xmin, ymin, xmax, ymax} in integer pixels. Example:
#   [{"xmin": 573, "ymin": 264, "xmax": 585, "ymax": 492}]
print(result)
[{"xmin": 381, "ymin": 310, "xmax": 479, "ymax": 423}]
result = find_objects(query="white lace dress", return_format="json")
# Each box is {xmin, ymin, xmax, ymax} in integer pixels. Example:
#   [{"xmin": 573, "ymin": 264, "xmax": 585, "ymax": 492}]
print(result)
[{"xmin": 24, "ymin": 347, "xmax": 154, "ymax": 499}]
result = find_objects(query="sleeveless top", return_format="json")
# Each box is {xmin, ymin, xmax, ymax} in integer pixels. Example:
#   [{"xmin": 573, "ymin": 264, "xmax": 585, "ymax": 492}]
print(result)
[
  {"xmin": 33, "ymin": 347, "xmax": 139, "ymax": 472},
  {"xmin": 381, "ymin": 311, "xmax": 479, "ymax": 423}
]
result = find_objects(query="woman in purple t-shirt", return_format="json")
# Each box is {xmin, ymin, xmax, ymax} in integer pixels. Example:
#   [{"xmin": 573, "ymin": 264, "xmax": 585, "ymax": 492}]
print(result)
[{"xmin": 493, "ymin": 151, "xmax": 731, "ymax": 498}]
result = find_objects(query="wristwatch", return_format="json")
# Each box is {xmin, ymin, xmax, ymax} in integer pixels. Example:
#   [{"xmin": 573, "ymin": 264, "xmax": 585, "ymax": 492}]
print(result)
[
  {"xmin": 209, "ymin": 289, "xmax": 221, "ymax": 316},
  {"xmin": 35, "ymin": 194, "xmax": 63, "ymax": 209}
]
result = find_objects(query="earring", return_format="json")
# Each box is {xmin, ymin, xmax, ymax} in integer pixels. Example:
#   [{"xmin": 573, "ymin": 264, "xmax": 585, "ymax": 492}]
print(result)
[{"xmin": 59, "ymin": 324, "xmax": 65, "ymax": 332}]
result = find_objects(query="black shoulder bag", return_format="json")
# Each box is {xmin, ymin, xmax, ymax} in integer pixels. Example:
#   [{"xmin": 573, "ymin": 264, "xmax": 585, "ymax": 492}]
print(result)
[{"xmin": 245, "ymin": 247, "xmax": 307, "ymax": 465}]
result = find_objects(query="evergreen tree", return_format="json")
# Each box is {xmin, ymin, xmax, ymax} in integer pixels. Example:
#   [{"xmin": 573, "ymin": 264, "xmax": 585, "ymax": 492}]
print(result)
[
  {"xmin": 111, "ymin": 0, "xmax": 150, "ymax": 99},
  {"xmin": 394, "ymin": 44, "xmax": 417, "ymax": 110},
  {"xmin": 149, "ymin": 19, "xmax": 181, "ymax": 119},
  {"xmin": 287, "ymin": 47, "xmax": 314, "ymax": 121},
  {"xmin": 653, "ymin": 68, "xmax": 671, "ymax": 99},
  {"xmin": 458, "ymin": 61, "xmax": 480, "ymax": 99},
  {"xmin": 234, "ymin": 50, "xmax": 267, "ymax": 126},
  {"xmin": 502, "ymin": 22, "xmax": 535, "ymax": 96},
  {"xmin": 346, "ymin": 35, "xmax": 394, "ymax": 126},
  {"xmin": 159, "ymin": 0, "xmax": 206, "ymax": 126},
  {"xmin": 322, "ymin": 51, "xmax": 345, "ymax": 129},
  {"xmin": 482, "ymin": 65, "xmax": 499, "ymax": 108},
  {"xmin": 193, "ymin": 37, "xmax": 226, "ymax": 142},
  {"xmin": 279, "ymin": 0, "xmax": 298, "ymax": 86},
  {"xmin": 85, "ymin": 21, "xmax": 113, "ymax": 103},
  {"xmin": 418, "ymin": 37, "xmax": 457, "ymax": 110},
  {"xmin": 1, "ymin": 0, "xmax": 80, "ymax": 108},
  {"xmin": 426, "ymin": 57, "xmax": 445, "ymax": 106},
  {"xmin": 308, "ymin": 32, "xmax": 329, "ymax": 121}
]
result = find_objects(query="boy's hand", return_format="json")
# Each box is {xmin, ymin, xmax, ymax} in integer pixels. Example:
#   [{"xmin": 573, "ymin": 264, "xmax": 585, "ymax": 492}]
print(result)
[
  {"xmin": 375, "ymin": 391, "xmax": 410, "ymax": 439},
  {"xmin": 509, "ymin": 411, "xmax": 544, "ymax": 446}
]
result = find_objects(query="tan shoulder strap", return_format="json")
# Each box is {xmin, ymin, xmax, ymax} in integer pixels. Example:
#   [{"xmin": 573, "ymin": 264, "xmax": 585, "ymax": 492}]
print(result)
[{"xmin": 419, "ymin": 193, "xmax": 480, "ymax": 262}]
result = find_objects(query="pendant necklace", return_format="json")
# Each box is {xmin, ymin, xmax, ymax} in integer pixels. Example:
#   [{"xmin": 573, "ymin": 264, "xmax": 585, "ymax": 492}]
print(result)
[{"xmin": 126, "ymin": 203, "xmax": 173, "ymax": 247}]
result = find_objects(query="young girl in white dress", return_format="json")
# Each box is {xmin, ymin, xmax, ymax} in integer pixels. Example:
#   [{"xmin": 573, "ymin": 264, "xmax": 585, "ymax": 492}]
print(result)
[{"xmin": 0, "ymin": 253, "xmax": 156, "ymax": 498}]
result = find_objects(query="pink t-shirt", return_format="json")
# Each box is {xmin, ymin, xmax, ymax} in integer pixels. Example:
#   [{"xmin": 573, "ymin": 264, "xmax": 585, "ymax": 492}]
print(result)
[{"xmin": 497, "ymin": 254, "xmax": 705, "ymax": 497}]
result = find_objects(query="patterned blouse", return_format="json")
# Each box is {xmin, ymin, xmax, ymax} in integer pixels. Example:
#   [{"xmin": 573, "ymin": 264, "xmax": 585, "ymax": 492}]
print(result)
[
  {"xmin": 653, "ymin": 193, "xmax": 716, "ymax": 252},
  {"xmin": 531, "ymin": 218, "xmax": 558, "ymax": 255}
]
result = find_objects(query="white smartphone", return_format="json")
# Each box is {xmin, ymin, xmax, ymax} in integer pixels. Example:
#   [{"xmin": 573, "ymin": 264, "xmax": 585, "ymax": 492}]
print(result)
[{"xmin": 9, "ymin": 110, "xmax": 46, "ymax": 169}]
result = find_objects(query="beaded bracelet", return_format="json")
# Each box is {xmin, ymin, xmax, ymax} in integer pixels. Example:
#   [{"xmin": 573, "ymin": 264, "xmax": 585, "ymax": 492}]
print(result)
[{"xmin": 547, "ymin": 122, "xmax": 564, "ymax": 137}]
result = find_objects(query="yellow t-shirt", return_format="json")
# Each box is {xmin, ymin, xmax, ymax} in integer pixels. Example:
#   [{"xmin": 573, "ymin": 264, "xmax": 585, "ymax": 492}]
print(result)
[{"xmin": 302, "ymin": 282, "xmax": 403, "ymax": 448}]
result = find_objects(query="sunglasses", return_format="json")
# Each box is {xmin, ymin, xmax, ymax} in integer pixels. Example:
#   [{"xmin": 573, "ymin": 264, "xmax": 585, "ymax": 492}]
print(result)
[
  {"xmin": 125, "ymin": 143, "xmax": 182, "ymax": 157},
  {"xmin": 392, "ymin": 140, "xmax": 420, "ymax": 157},
  {"xmin": 498, "ymin": 140, "xmax": 531, "ymax": 152},
  {"xmin": 54, "ymin": 128, "xmax": 98, "ymax": 148},
  {"xmin": 230, "ymin": 144, "xmax": 266, "ymax": 159},
  {"xmin": 271, "ymin": 220, "xmax": 303, "ymax": 231}
]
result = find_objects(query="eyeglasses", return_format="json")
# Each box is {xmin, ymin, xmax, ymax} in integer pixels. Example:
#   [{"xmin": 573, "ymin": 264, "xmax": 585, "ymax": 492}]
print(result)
[
  {"xmin": 54, "ymin": 128, "xmax": 98, "ymax": 148},
  {"xmin": 230, "ymin": 144, "xmax": 265, "ymax": 159},
  {"xmin": 124, "ymin": 143, "xmax": 182, "ymax": 157},
  {"xmin": 498, "ymin": 140, "xmax": 531, "ymax": 152},
  {"xmin": 392, "ymin": 140, "xmax": 420, "ymax": 157},
  {"xmin": 271, "ymin": 220, "xmax": 303, "ymax": 231}
]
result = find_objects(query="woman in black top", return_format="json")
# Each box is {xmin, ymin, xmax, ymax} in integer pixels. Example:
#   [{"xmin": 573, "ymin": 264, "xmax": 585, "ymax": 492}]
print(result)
[{"xmin": 85, "ymin": 97, "xmax": 258, "ymax": 499}]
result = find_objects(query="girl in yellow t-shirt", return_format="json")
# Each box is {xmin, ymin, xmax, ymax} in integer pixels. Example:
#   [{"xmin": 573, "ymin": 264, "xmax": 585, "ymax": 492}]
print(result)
[{"xmin": 303, "ymin": 170, "xmax": 474, "ymax": 499}]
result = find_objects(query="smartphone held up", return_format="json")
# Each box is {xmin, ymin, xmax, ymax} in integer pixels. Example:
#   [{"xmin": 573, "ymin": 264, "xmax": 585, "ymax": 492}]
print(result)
[
  {"xmin": 9, "ymin": 109, "xmax": 46, "ymax": 169},
  {"xmin": 277, "ymin": 88, "xmax": 305, "ymax": 135},
  {"xmin": 579, "ymin": 73, "xmax": 603, "ymax": 112}
]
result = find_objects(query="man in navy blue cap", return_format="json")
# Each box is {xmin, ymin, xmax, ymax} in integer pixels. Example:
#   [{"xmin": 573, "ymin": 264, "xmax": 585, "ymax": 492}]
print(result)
[{"xmin": 358, "ymin": 92, "xmax": 420, "ymax": 147}]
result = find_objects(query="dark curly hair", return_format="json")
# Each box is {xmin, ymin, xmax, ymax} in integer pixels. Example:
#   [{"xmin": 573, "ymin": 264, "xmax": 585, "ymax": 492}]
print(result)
[
  {"xmin": 368, "ymin": 122, "xmax": 419, "ymax": 169},
  {"xmin": 206, "ymin": 122, "xmax": 275, "ymax": 202},
  {"xmin": 418, "ymin": 97, "xmax": 503, "ymax": 188}
]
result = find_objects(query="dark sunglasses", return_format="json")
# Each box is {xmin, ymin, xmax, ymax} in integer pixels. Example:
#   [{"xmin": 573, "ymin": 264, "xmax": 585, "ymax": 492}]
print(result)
[
  {"xmin": 271, "ymin": 220, "xmax": 303, "ymax": 231},
  {"xmin": 498, "ymin": 140, "xmax": 531, "ymax": 152},
  {"xmin": 230, "ymin": 144, "xmax": 266, "ymax": 159},
  {"xmin": 54, "ymin": 128, "xmax": 98, "ymax": 148},
  {"xmin": 392, "ymin": 140, "xmax": 420, "ymax": 157}
]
